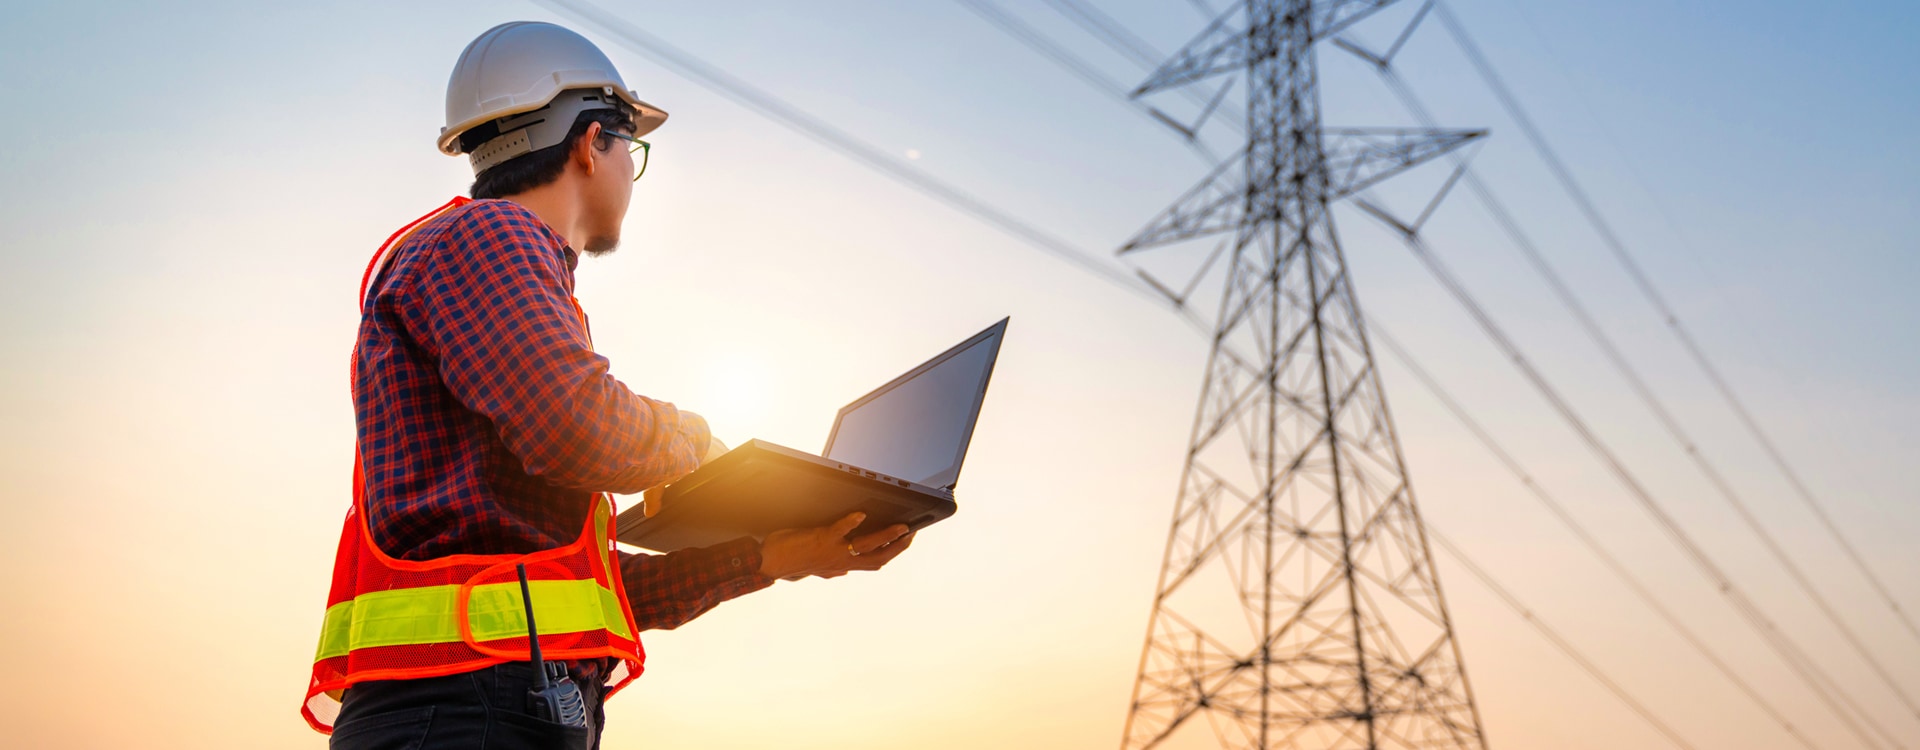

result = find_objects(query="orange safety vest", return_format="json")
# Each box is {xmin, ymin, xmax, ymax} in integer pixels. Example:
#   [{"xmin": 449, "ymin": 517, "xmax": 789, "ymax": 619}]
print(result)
[{"xmin": 302, "ymin": 197, "xmax": 645, "ymax": 733}]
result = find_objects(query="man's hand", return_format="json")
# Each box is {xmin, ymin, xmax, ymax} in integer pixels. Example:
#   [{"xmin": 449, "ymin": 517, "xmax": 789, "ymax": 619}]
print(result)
[{"xmin": 760, "ymin": 512, "xmax": 915, "ymax": 581}]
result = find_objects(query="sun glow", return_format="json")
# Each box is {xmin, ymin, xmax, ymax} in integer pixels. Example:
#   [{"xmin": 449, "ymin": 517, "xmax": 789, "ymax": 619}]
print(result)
[{"xmin": 690, "ymin": 354, "xmax": 771, "ymax": 446}]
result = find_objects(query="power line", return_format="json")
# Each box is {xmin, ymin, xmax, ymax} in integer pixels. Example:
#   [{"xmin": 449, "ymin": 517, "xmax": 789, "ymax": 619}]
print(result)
[
  {"xmin": 949, "ymin": 0, "xmax": 1222, "ymax": 162},
  {"xmin": 1381, "ymin": 226, "xmax": 1898, "ymax": 749},
  {"xmin": 1425, "ymin": 523, "xmax": 1700, "ymax": 750},
  {"xmin": 1180, "ymin": 0, "xmax": 1219, "ymax": 19},
  {"xmin": 1431, "ymin": 0, "xmax": 1920, "ymax": 649},
  {"xmin": 1353, "ymin": 51, "xmax": 1920, "ymax": 728},
  {"xmin": 1368, "ymin": 323, "xmax": 1820, "ymax": 750},
  {"xmin": 533, "ymin": 0, "xmax": 1182, "ymax": 316},
  {"xmin": 1035, "ymin": 0, "xmax": 1249, "ymax": 130},
  {"xmin": 1040, "ymin": 0, "xmax": 1162, "ymax": 67},
  {"xmin": 1486, "ymin": 0, "xmax": 1725, "ymax": 290}
]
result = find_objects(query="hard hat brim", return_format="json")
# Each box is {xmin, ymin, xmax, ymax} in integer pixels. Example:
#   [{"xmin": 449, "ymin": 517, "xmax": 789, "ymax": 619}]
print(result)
[{"xmin": 624, "ymin": 93, "xmax": 669, "ymax": 139}]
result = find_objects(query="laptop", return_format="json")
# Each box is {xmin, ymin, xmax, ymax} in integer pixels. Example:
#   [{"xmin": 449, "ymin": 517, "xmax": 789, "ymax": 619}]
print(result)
[{"xmin": 615, "ymin": 318, "xmax": 1008, "ymax": 552}]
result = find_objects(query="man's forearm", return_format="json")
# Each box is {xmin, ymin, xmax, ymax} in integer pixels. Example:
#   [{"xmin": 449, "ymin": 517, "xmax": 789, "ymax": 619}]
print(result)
[{"xmin": 617, "ymin": 538, "xmax": 774, "ymax": 630}]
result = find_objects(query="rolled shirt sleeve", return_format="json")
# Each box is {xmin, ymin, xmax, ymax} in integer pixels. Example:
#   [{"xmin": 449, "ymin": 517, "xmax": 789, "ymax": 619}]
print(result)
[{"xmin": 619, "ymin": 539, "xmax": 775, "ymax": 631}]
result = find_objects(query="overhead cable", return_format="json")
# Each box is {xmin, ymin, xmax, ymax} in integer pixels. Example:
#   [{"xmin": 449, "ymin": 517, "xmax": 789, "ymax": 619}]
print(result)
[
  {"xmin": 1433, "ymin": 0, "xmax": 1920, "ymax": 649},
  {"xmin": 1426, "ymin": 524, "xmax": 1700, "ymax": 750},
  {"xmin": 1036, "ymin": 0, "xmax": 1249, "ymax": 129},
  {"xmin": 1360, "ymin": 54, "xmax": 1920, "ymax": 727},
  {"xmin": 1380, "ymin": 226, "xmax": 1898, "ymax": 750},
  {"xmin": 1040, "ymin": 0, "xmax": 1163, "ymax": 67},
  {"xmin": 1369, "ymin": 324, "xmax": 1821, "ymax": 750},
  {"xmin": 949, "ymin": 0, "xmax": 1222, "ymax": 162},
  {"xmin": 533, "ymin": 0, "xmax": 1188, "ymax": 318}
]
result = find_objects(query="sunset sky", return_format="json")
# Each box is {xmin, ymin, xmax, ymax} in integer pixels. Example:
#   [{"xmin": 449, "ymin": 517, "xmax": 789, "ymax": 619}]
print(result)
[{"xmin": 2, "ymin": 1, "xmax": 1916, "ymax": 748}]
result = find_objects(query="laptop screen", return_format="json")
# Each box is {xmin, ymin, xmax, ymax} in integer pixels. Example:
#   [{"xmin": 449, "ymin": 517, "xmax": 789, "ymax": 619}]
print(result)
[{"xmin": 822, "ymin": 318, "xmax": 1007, "ymax": 491}]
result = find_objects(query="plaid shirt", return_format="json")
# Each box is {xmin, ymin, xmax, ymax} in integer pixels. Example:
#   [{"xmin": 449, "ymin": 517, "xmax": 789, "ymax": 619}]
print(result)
[{"xmin": 353, "ymin": 198, "xmax": 772, "ymax": 644}]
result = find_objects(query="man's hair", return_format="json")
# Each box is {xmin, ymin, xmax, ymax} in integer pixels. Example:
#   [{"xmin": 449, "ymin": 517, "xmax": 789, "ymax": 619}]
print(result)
[{"xmin": 463, "ymin": 106, "xmax": 636, "ymax": 200}]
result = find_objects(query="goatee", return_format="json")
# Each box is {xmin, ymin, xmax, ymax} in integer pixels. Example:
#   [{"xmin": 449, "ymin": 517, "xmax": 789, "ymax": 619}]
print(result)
[{"xmin": 583, "ymin": 235, "xmax": 620, "ymax": 257}]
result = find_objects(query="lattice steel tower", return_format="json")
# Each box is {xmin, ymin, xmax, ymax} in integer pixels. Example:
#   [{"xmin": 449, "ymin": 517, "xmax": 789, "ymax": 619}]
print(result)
[{"xmin": 1119, "ymin": 2, "xmax": 1488, "ymax": 748}]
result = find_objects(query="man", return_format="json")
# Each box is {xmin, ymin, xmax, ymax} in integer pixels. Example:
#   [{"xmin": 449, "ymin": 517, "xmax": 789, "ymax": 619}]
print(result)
[{"xmin": 302, "ymin": 21, "xmax": 914, "ymax": 748}]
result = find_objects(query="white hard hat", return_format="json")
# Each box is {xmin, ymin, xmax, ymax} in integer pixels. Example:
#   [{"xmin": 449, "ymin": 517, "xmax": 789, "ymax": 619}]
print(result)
[{"xmin": 440, "ymin": 21, "xmax": 667, "ymax": 172}]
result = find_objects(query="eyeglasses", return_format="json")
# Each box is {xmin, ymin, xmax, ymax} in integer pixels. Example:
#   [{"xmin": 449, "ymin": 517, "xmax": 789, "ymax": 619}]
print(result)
[{"xmin": 600, "ymin": 130, "xmax": 651, "ymax": 182}]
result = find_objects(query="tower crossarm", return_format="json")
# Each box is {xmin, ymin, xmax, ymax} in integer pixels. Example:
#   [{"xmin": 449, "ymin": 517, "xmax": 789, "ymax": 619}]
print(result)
[
  {"xmin": 1322, "ymin": 127, "xmax": 1484, "ymax": 199},
  {"xmin": 1132, "ymin": 0, "xmax": 1404, "ymax": 98},
  {"xmin": 1120, "ymin": 151, "xmax": 1249, "ymax": 255},
  {"xmin": 1119, "ymin": 128, "xmax": 1480, "ymax": 255}
]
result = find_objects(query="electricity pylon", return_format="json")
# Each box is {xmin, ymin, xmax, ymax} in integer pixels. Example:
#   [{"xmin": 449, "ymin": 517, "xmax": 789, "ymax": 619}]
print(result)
[{"xmin": 1119, "ymin": 2, "xmax": 1488, "ymax": 748}]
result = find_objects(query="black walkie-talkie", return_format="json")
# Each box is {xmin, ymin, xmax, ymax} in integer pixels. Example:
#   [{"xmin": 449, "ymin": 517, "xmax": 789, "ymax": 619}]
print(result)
[{"xmin": 516, "ymin": 563, "xmax": 589, "ymax": 729}]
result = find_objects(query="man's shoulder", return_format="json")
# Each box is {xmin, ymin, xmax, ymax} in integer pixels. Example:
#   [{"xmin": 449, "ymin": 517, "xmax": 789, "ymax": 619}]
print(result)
[
  {"xmin": 433, "ymin": 199, "xmax": 551, "ymax": 244},
  {"xmin": 402, "ymin": 198, "xmax": 566, "ymax": 268}
]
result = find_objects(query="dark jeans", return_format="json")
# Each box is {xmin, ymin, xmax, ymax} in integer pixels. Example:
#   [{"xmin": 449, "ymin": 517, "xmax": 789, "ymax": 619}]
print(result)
[{"xmin": 330, "ymin": 663, "xmax": 606, "ymax": 750}]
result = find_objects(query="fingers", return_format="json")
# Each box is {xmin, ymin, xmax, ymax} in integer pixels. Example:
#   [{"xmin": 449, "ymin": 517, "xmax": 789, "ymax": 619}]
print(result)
[
  {"xmin": 849, "ymin": 524, "xmax": 910, "ymax": 554},
  {"xmin": 766, "ymin": 519, "xmax": 916, "ymax": 584},
  {"xmin": 846, "ymin": 531, "xmax": 915, "ymax": 571},
  {"xmin": 827, "ymin": 512, "xmax": 867, "ymax": 538}
]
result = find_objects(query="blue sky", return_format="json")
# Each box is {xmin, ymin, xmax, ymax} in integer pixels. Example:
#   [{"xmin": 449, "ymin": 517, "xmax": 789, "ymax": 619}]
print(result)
[{"xmin": 1, "ymin": 2, "xmax": 1916, "ymax": 748}]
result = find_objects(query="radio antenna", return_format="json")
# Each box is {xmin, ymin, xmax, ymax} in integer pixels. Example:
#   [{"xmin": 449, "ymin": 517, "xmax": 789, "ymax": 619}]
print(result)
[{"xmin": 515, "ymin": 563, "xmax": 551, "ymax": 692}]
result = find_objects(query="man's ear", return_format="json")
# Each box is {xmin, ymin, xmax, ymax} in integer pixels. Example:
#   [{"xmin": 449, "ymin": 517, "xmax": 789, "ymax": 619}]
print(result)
[{"xmin": 572, "ymin": 121, "xmax": 602, "ymax": 178}]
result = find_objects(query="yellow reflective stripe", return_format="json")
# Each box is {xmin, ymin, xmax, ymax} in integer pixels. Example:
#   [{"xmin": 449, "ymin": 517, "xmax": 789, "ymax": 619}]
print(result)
[
  {"xmin": 593, "ymin": 502, "xmax": 616, "ymax": 583},
  {"xmin": 317, "ymin": 598, "xmax": 355, "ymax": 661},
  {"xmin": 598, "ymin": 584, "xmax": 630, "ymax": 640},
  {"xmin": 315, "ymin": 578, "xmax": 626, "ymax": 662},
  {"xmin": 589, "ymin": 501, "xmax": 632, "ymax": 639}
]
